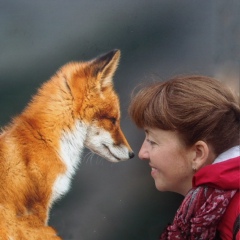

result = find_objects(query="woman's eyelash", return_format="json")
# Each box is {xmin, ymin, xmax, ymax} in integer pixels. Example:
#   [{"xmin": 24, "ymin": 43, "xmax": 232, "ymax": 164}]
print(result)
[{"xmin": 146, "ymin": 139, "xmax": 156, "ymax": 145}]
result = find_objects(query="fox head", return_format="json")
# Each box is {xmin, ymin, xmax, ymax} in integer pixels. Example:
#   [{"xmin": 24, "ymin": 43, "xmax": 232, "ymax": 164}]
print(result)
[{"xmin": 47, "ymin": 49, "xmax": 134, "ymax": 163}]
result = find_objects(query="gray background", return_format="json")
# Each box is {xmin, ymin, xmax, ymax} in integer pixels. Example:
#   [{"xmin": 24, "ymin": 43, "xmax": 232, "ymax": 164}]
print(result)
[{"xmin": 0, "ymin": 1, "xmax": 239, "ymax": 240}]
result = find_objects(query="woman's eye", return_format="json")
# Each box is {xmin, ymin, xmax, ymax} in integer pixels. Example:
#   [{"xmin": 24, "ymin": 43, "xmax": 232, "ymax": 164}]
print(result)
[{"xmin": 146, "ymin": 139, "xmax": 156, "ymax": 145}]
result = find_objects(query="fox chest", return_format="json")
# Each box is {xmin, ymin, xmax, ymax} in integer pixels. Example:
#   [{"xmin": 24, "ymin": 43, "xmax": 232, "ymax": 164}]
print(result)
[
  {"xmin": 51, "ymin": 173, "xmax": 72, "ymax": 203},
  {"xmin": 51, "ymin": 121, "xmax": 87, "ymax": 203}
]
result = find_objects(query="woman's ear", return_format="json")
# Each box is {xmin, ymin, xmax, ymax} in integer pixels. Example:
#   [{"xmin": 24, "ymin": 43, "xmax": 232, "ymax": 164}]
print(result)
[{"xmin": 191, "ymin": 140, "xmax": 212, "ymax": 171}]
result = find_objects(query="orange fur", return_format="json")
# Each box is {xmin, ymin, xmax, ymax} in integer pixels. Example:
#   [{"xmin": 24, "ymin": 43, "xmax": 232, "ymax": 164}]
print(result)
[{"xmin": 0, "ymin": 50, "xmax": 134, "ymax": 239}]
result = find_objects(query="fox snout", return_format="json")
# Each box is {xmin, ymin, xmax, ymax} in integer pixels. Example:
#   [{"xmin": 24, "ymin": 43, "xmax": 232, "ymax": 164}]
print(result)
[{"xmin": 84, "ymin": 123, "xmax": 134, "ymax": 163}]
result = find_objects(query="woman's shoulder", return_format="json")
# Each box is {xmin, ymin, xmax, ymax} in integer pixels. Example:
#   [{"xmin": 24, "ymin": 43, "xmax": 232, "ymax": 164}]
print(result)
[
  {"xmin": 217, "ymin": 191, "xmax": 240, "ymax": 240},
  {"xmin": 193, "ymin": 155, "xmax": 240, "ymax": 189}
]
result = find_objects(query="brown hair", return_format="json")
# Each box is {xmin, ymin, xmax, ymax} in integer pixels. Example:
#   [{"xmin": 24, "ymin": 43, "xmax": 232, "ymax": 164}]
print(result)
[{"xmin": 129, "ymin": 75, "xmax": 240, "ymax": 155}]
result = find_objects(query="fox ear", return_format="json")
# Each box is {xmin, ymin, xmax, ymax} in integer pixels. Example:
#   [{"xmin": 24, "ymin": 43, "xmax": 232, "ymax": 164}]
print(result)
[{"xmin": 91, "ymin": 49, "xmax": 120, "ymax": 88}]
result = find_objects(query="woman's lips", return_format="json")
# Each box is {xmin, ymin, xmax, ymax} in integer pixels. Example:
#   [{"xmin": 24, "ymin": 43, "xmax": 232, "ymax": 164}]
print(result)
[{"xmin": 150, "ymin": 165, "xmax": 158, "ymax": 177}]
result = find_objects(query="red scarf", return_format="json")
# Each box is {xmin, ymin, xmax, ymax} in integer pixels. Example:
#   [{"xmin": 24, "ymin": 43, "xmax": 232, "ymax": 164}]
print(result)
[{"xmin": 159, "ymin": 186, "xmax": 236, "ymax": 239}]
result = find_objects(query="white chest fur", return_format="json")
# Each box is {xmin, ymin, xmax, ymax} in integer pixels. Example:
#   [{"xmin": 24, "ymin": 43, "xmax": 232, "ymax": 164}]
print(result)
[{"xmin": 51, "ymin": 121, "xmax": 88, "ymax": 204}]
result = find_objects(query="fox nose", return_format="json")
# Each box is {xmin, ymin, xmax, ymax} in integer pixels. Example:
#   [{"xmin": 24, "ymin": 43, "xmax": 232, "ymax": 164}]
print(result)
[{"xmin": 129, "ymin": 151, "xmax": 135, "ymax": 159}]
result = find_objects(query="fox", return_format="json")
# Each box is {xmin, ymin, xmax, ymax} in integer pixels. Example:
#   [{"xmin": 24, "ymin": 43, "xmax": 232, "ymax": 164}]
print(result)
[{"xmin": 0, "ymin": 49, "xmax": 134, "ymax": 239}]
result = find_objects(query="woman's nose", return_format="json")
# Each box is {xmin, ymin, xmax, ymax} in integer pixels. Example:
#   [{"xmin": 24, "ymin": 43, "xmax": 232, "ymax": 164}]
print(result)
[{"xmin": 138, "ymin": 141, "xmax": 149, "ymax": 160}]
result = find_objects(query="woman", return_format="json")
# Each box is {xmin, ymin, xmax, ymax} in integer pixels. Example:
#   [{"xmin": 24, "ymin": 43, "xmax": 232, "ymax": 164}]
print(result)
[{"xmin": 128, "ymin": 75, "xmax": 240, "ymax": 239}]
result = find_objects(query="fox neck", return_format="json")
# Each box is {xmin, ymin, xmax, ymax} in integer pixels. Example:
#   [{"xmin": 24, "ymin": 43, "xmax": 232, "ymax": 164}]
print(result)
[
  {"xmin": 59, "ymin": 120, "xmax": 87, "ymax": 175},
  {"xmin": 22, "ymin": 79, "xmax": 89, "ymax": 166},
  {"xmin": 21, "ymin": 107, "xmax": 89, "ymax": 204}
]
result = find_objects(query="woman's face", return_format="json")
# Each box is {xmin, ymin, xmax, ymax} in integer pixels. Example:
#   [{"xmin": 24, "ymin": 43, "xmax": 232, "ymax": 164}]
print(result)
[{"xmin": 138, "ymin": 127, "xmax": 195, "ymax": 196}]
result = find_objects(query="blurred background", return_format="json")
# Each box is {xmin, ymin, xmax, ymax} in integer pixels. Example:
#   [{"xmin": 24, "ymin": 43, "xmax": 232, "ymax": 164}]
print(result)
[{"xmin": 0, "ymin": 1, "xmax": 239, "ymax": 239}]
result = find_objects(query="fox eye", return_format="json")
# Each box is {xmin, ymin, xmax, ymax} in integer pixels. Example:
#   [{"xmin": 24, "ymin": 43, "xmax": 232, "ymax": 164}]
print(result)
[
  {"xmin": 100, "ymin": 114, "xmax": 117, "ymax": 125},
  {"xmin": 109, "ymin": 117, "xmax": 116, "ymax": 125}
]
